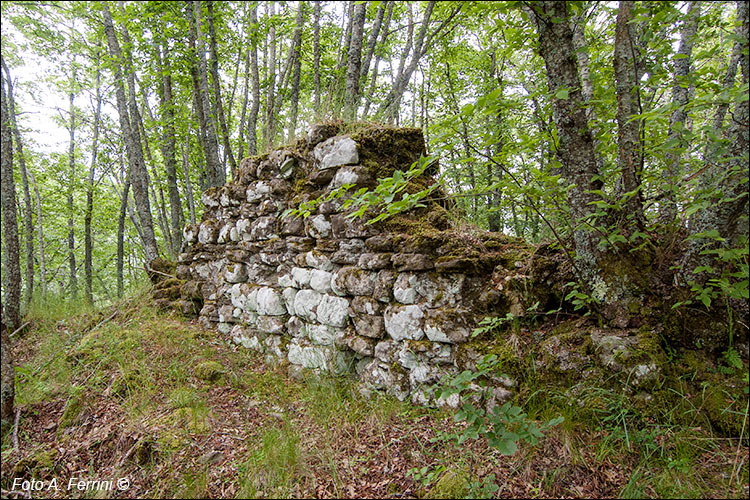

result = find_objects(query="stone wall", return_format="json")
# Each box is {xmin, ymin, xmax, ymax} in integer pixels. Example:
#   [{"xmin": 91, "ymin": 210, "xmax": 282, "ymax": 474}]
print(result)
[{"xmin": 160, "ymin": 125, "xmax": 560, "ymax": 406}]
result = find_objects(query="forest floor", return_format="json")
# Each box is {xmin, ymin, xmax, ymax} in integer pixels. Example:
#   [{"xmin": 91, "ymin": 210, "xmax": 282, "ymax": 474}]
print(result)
[{"xmin": 1, "ymin": 290, "xmax": 748, "ymax": 499}]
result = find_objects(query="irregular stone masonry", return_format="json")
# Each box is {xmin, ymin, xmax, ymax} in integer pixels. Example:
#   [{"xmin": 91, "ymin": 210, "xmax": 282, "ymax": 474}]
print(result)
[{"xmin": 167, "ymin": 124, "xmax": 553, "ymax": 407}]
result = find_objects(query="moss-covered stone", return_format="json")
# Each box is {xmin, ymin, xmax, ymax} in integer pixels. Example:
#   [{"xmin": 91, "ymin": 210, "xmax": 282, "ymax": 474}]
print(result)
[
  {"xmin": 58, "ymin": 388, "xmax": 88, "ymax": 432},
  {"xmin": 10, "ymin": 447, "xmax": 61, "ymax": 480},
  {"xmin": 194, "ymin": 361, "xmax": 224, "ymax": 382},
  {"xmin": 426, "ymin": 468, "xmax": 470, "ymax": 499}
]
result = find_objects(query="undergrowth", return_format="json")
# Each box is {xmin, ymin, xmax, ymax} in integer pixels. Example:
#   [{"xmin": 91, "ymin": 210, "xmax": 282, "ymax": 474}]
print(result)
[{"xmin": 1, "ymin": 292, "xmax": 747, "ymax": 499}]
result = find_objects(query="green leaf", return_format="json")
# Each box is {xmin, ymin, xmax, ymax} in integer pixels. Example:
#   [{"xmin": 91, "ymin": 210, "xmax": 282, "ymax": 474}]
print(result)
[{"xmin": 555, "ymin": 88, "xmax": 569, "ymax": 100}]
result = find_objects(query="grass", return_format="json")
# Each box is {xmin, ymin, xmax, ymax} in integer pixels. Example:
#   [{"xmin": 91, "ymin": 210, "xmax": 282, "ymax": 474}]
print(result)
[{"xmin": 1, "ymin": 291, "xmax": 748, "ymax": 498}]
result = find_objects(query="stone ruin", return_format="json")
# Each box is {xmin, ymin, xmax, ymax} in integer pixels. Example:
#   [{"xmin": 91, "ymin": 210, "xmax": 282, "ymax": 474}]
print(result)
[{"xmin": 154, "ymin": 124, "xmax": 569, "ymax": 406}]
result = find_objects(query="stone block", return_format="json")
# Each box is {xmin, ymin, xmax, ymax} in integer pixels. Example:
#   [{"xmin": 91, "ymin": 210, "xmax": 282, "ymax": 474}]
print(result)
[
  {"xmin": 313, "ymin": 136, "xmax": 359, "ymax": 169},
  {"xmin": 384, "ymin": 304, "xmax": 425, "ymax": 341}
]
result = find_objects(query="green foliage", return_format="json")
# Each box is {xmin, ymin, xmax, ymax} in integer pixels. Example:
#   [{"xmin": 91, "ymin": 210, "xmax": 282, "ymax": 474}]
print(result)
[
  {"xmin": 285, "ymin": 154, "xmax": 441, "ymax": 224},
  {"xmin": 433, "ymin": 354, "xmax": 563, "ymax": 456}
]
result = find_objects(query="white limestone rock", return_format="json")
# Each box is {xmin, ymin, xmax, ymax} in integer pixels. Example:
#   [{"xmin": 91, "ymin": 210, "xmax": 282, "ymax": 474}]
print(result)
[
  {"xmin": 313, "ymin": 136, "xmax": 359, "ymax": 170},
  {"xmin": 257, "ymin": 287, "xmax": 287, "ymax": 316},
  {"xmin": 384, "ymin": 304, "xmax": 425, "ymax": 341}
]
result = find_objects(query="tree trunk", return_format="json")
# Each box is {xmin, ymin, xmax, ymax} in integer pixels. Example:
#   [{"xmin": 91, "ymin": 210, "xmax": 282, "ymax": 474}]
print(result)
[
  {"xmin": 313, "ymin": 0, "xmax": 321, "ymax": 113},
  {"xmin": 28, "ymin": 169, "xmax": 45, "ymax": 295},
  {"xmin": 344, "ymin": 3, "xmax": 367, "ymax": 120},
  {"xmin": 182, "ymin": 134, "xmax": 197, "ymax": 225},
  {"xmin": 660, "ymin": 1, "xmax": 700, "ymax": 223},
  {"xmin": 117, "ymin": 176, "xmax": 130, "ymax": 299},
  {"xmin": 1, "ymin": 316, "xmax": 14, "ymax": 433},
  {"xmin": 156, "ymin": 41, "xmax": 183, "ymax": 257},
  {"xmin": 189, "ymin": 0, "xmax": 224, "ymax": 188},
  {"xmin": 681, "ymin": 1, "xmax": 748, "ymax": 287},
  {"xmin": 84, "ymin": 57, "xmax": 102, "ymax": 306},
  {"xmin": 379, "ymin": 2, "xmax": 460, "ymax": 122},
  {"xmin": 102, "ymin": 3, "xmax": 160, "ymax": 263},
  {"xmin": 67, "ymin": 88, "xmax": 78, "ymax": 302},
  {"xmin": 264, "ymin": 1, "xmax": 277, "ymax": 150},
  {"xmin": 248, "ymin": 4, "xmax": 260, "ymax": 155},
  {"xmin": 289, "ymin": 2, "xmax": 306, "ymax": 138},
  {"xmin": 1, "ymin": 58, "xmax": 34, "ymax": 310},
  {"xmin": 206, "ymin": 1, "xmax": 237, "ymax": 177},
  {"xmin": 613, "ymin": 1, "xmax": 645, "ymax": 227},
  {"xmin": 531, "ymin": 2, "xmax": 611, "ymax": 290},
  {"xmin": 362, "ymin": 1, "xmax": 394, "ymax": 118},
  {"xmin": 360, "ymin": 1, "xmax": 387, "ymax": 90},
  {"xmin": 1, "ymin": 70, "xmax": 22, "ymax": 332},
  {"xmin": 238, "ymin": 5, "xmax": 251, "ymax": 160}
]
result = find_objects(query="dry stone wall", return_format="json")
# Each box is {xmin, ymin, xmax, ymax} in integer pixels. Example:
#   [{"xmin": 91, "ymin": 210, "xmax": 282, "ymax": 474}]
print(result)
[{"xmin": 165, "ymin": 125, "xmax": 555, "ymax": 406}]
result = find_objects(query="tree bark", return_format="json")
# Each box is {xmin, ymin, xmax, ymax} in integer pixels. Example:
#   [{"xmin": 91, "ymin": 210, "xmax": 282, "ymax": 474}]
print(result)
[
  {"xmin": 379, "ymin": 2, "xmax": 461, "ymax": 122},
  {"xmin": 660, "ymin": 1, "xmax": 700, "ymax": 223},
  {"xmin": 264, "ymin": 1, "xmax": 277, "ymax": 150},
  {"xmin": 1, "ymin": 316, "xmax": 14, "ymax": 433},
  {"xmin": 85, "ymin": 55, "xmax": 102, "ymax": 306},
  {"xmin": 206, "ymin": 1, "xmax": 237, "ymax": 177},
  {"xmin": 189, "ymin": 0, "xmax": 224, "ymax": 188},
  {"xmin": 247, "ymin": 4, "xmax": 260, "ymax": 155},
  {"xmin": 313, "ymin": 0, "xmax": 322, "ymax": 113},
  {"xmin": 1, "ymin": 69, "xmax": 21, "ymax": 332},
  {"xmin": 289, "ymin": 2, "xmax": 306, "ymax": 138},
  {"xmin": 344, "ymin": 3, "xmax": 367, "ymax": 120},
  {"xmin": 28, "ymin": 169, "xmax": 45, "ymax": 295},
  {"xmin": 681, "ymin": 1, "xmax": 748, "ymax": 286},
  {"xmin": 613, "ymin": 1, "xmax": 645, "ymax": 227},
  {"xmin": 1, "ymin": 58, "xmax": 34, "ymax": 310},
  {"xmin": 362, "ymin": 1, "xmax": 394, "ymax": 118},
  {"xmin": 360, "ymin": 1, "xmax": 387, "ymax": 90},
  {"xmin": 531, "ymin": 1, "xmax": 609, "ymax": 292},
  {"xmin": 67, "ymin": 86, "xmax": 78, "ymax": 302},
  {"xmin": 102, "ymin": 3, "xmax": 160, "ymax": 263},
  {"xmin": 156, "ymin": 40, "xmax": 183, "ymax": 257},
  {"xmin": 117, "ymin": 175, "xmax": 130, "ymax": 299}
]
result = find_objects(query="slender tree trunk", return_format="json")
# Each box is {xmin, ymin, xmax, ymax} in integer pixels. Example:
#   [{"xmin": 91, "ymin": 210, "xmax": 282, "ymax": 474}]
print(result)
[
  {"xmin": 289, "ymin": 2, "xmax": 306, "ymax": 138},
  {"xmin": 156, "ymin": 41, "xmax": 183, "ymax": 257},
  {"xmin": 117, "ymin": 176, "xmax": 130, "ymax": 299},
  {"xmin": 363, "ymin": 1, "xmax": 393, "ymax": 118},
  {"xmin": 238, "ymin": 5, "xmax": 251, "ymax": 160},
  {"xmin": 682, "ymin": 1, "xmax": 749, "ymax": 286},
  {"xmin": 189, "ymin": 0, "xmax": 224, "ymax": 188},
  {"xmin": 264, "ymin": 1, "xmax": 276, "ymax": 150},
  {"xmin": 379, "ymin": 2, "xmax": 460, "ymax": 122},
  {"xmin": 206, "ymin": 1, "xmax": 237, "ymax": 177},
  {"xmin": 345, "ymin": 3, "xmax": 367, "ymax": 120},
  {"xmin": 1, "ymin": 58, "xmax": 34, "ymax": 309},
  {"xmin": 1, "ymin": 70, "xmax": 21, "ymax": 331},
  {"xmin": 182, "ymin": 135, "xmax": 197, "ymax": 225},
  {"xmin": 1, "ymin": 315, "xmax": 14, "ymax": 433},
  {"xmin": 313, "ymin": 0, "xmax": 321, "ymax": 113},
  {"xmin": 446, "ymin": 62, "xmax": 476, "ymax": 217},
  {"xmin": 531, "ymin": 2, "xmax": 607, "ymax": 283},
  {"xmin": 67, "ymin": 87, "xmax": 78, "ymax": 302},
  {"xmin": 360, "ymin": 1, "xmax": 386, "ymax": 91},
  {"xmin": 332, "ymin": 0, "xmax": 355, "ymax": 111},
  {"xmin": 248, "ymin": 5, "xmax": 260, "ymax": 155},
  {"xmin": 102, "ymin": 3, "xmax": 160, "ymax": 263},
  {"xmin": 613, "ymin": 1, "xmax": 645, "ymax": 227},
  {"xmin": 661, "ymin": 1, "xmax": 700, "ymax": 223},
  {"xmin": 28, "ymin": 169, "xmax": 45, "ymax": 295},
  {"xmin": 84, "ymin": 56, "xmax": 102, "ymax": 306}
]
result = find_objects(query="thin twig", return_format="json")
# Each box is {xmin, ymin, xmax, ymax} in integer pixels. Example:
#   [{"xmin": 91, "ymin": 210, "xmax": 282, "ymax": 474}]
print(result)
[{"xmin": 9, "ymin": 322, "xmax": 30, "ymax": 339}]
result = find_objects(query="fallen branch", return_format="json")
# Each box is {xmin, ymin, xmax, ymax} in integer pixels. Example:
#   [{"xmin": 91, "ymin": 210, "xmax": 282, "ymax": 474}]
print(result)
[
  {"xmin": 9, "ymin": 322, "xmax": 30, "ymax": 339},
  {"xmin": 13, "ymin": 407, "xmax": 20, "ymax": 451}
]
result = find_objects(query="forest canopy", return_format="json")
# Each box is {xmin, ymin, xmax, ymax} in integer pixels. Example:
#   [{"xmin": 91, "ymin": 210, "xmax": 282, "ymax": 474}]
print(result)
[{"xmin": 0, "ymin": 0, "xmax": 748, "ymax": 339}]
